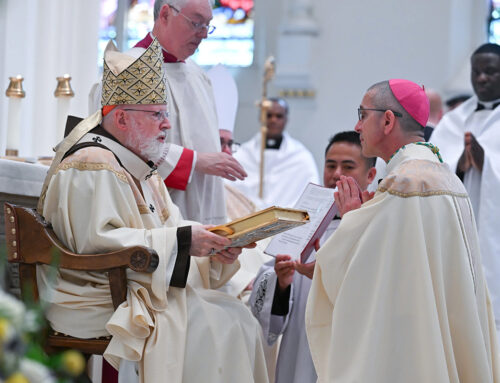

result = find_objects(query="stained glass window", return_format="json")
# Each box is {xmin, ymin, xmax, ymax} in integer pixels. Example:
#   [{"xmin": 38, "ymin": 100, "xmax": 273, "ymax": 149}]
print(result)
[
  {"xmin": 490, "ymin": 0, "xmax": 500, "ymax": 43},
  {"xmin": 126, "ymin": 0, "xmax": 155, "ymax": 49},
  {"xmin": 98, "ymin": 0, "xmax": 119, "ymax": 68},
  {"xmin": 98, "ymin": 0, "xmax": 254, "ymax": 69},
  {"xmin": 191, "ymin": 0, "xmax": 255, "ymax": 67}
]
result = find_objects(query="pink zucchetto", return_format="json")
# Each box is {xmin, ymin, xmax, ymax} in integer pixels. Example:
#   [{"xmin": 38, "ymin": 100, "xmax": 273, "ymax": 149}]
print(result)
[{"xmin": 389, "ymin": 79, "xmax": 430, "ymax": 127}]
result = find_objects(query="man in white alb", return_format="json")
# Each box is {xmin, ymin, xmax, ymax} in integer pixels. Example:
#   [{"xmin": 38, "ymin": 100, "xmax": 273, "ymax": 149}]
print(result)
[
  {"xmin": 232, "ymin": 98, "xmax": 320, "ymax": 209},
  {"xmin": 431, "ymin": 43, "xmax": 500, "ymax": 338}
]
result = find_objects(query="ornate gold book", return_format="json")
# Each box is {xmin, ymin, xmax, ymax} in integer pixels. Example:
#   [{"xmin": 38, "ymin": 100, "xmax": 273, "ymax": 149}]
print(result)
[{"xmin": 209, "ymin": 206, "xmax": 309, "ymax": 248}]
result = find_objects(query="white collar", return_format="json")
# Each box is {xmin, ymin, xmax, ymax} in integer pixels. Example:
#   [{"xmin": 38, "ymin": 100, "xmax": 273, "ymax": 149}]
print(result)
[
  {"xmin": 478, "ymin": 97, "xmax": 500, "ymax": 109},
  {"xmin": 78, "ymin": 133, "xmax": 157, "ymax": 181}
]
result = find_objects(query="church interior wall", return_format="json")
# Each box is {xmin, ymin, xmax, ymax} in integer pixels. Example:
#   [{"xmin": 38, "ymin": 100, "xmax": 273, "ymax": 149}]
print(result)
[
  {"xmin": 233, "ymin": 0, "xmax": 490, "ymax": 170},
  {"xmin": 0, "ymin": 0, "xmax": 6, "ymax": 154},
  {"xmin": 0, "ymin": 0, "xmax": 100, "ymax": 158},
  {"xmin": 0, "ymin": 0, "xmax": 491, "ymax": 168}
]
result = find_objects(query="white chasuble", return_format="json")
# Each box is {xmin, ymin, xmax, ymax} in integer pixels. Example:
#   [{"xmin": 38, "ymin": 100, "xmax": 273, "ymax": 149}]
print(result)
[
  {"xmin": 37, "ymin": 144, "xmax": 268, "ymax": 383},
  {"xmin": 306, "ymin": 144, "xmax": 500, "ymax": 383},
  {"xmin": 232, "ymin": 132, "xmax": 320, "ymax": 209},
  {"xmin": 432, "ymin": 97, "xmax": 500, "ymax": 335},
  {"xmin": 250, "ymin": 219, "xmax": 340, "ymax": 383}
]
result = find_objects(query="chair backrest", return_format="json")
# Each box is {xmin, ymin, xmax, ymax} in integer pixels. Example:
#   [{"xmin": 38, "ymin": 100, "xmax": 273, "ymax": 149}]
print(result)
[{"xmin": 3, "ymin": 202, "xmax": 159, "ymax": 354}]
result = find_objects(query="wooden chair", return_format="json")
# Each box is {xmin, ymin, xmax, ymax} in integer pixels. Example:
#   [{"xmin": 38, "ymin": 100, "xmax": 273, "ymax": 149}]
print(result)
[{"xmin": 3, "ymin": 202, "xmax": 159, "ymax": 355}]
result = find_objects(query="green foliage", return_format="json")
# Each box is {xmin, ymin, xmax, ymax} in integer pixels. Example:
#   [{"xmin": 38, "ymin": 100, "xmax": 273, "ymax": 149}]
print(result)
[{"xmin": 0, "ymin": 289, "xmax": 90, "ymax": 382}]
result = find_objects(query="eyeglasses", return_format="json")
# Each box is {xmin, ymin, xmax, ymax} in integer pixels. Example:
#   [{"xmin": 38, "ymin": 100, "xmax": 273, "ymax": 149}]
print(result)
[
  {"xmin": 220, "ymin": 139, "xmax": 241, "ymax": 153},
  {"xmin": 357, "ymin": 108, "xmax": 403, "ymax": 121},
  {"xmin": 170, "ymin": 6, "xmax": 216, "ymax": 34},
  {"xmin": 122, "ymin": 109, "xmax": 169, "ymax": 122}
]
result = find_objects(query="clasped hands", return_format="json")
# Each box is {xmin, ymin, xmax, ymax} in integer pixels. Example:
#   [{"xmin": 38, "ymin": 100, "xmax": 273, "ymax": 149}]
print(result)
[
  {"xmin": 335, "ymin": 175, "xmax": 374, "ymax": 217},
  {"xmin": 457, "ymin": 132, "xmax": 484, "ymax": 173},
  {"xmin": 190, "ymin": 225, "xmax": 256, "ymax": 264}
]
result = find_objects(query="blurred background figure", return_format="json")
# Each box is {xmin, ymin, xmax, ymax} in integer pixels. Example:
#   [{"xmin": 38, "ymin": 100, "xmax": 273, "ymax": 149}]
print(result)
[
  {"xmin": 424, "ymin": 88, "xmax": 443, "ymax": 141},
  {"xmin": 432, "ymin": 42, "xmax": 500, "ymax": 339},
  {"xmin": 445, "ymin": 94, "xmax": 472, "ymax": 112},
  {"xmin": 232, "ymin": 98, "xmax": 319, "ymax": 209}
]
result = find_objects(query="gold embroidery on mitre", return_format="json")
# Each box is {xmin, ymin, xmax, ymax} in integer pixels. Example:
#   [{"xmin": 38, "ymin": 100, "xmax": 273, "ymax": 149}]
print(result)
[{"xmin": 101, "ymin": 38, "xmax": 167, "ymax": 107}]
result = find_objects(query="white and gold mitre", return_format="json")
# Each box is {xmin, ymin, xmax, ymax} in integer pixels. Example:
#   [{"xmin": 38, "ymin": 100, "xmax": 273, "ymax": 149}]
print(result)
[{"xmin": 101, "ymin": 38, "xmax": 167, "ymax": 107}]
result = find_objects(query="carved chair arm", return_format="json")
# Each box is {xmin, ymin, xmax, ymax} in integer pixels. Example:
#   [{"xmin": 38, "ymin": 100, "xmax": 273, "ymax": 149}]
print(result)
[
  {"xmin": 4, "ymin": 202, "xmax": 159, "ymax": 309},
  {"xmin": 4, "ymin": 202, "xmax": 159, "ymax": 272}
]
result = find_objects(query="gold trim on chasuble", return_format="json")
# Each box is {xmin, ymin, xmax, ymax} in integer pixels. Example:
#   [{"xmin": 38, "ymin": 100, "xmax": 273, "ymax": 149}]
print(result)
[
  {"xmin": 56, "ymin": 160, "xmax": 169, "ymax": 222},
  {"xmin": 137, "ymin": 205, "xmax": 169, "ymax": 224},
  {"xmin": 138, "ymin": 205, "xmax": 151, "ymax": 215},
  {"xmin": 378, "ymin": 159, "xmax": 469, "ymax": 198},
  {"xmin": 55, "ymin": 161, "xmax": 129, "ymax": 184},
  {"xmin": 158, "ymin": 208, "xmax": 169, "ymax": 224}
]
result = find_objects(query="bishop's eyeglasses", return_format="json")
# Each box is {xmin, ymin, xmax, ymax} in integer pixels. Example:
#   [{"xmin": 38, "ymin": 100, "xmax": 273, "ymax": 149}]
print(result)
[{"xmin": 357, "ymin": 108, "xmax": 403, "ymax": 121}]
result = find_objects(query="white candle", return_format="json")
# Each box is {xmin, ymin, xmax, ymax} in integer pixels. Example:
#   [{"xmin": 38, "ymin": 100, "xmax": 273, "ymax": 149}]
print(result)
[
  {"xmin": 56, "ymin": 97, "xmax": 70, "ymax": 141},
  {"xmin": 6, "ymin": 97, "xmax": 21, "ymax": 151},
  {"xmin": 53, "ymin": 75, "xmax": 74, "ymax": 143}
]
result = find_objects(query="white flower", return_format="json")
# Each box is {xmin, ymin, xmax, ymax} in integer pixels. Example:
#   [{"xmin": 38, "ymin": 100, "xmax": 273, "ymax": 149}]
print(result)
[
  {"xmin": 22, "ymin": 310, "xmax": 41, "ymax": 333},
  {"xmin": 0, "ymin": 290, "xmax": 25, "ymax": 326},
  {"xmin": 19, "ymin": 358, "xmax": 56, "ymax": 383}
]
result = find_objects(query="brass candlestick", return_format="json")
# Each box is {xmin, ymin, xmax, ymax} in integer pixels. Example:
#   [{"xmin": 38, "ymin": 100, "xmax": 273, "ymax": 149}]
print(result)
[
  {"xmin": 5, "ymin": 75, "xmax": 26, "ymax": 98},
  {"xmin": 54, "ymin": 74, "xmax": 75, "ymax": 97},
  {"xmin": 54, "ymin": 74, "xmax": 75, "ymax": 141}
]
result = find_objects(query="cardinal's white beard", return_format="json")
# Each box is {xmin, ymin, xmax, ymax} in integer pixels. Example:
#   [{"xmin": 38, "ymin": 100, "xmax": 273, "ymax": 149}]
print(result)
[{"xmin": 126, "ymin": 122, "xmax": 168, "ymax": 164}]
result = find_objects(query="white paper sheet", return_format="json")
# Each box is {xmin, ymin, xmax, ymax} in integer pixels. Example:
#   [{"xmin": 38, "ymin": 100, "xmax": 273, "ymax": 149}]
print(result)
[{"xmin": 264, "ymin": 183, "xmax": 337, "ymax": 260}]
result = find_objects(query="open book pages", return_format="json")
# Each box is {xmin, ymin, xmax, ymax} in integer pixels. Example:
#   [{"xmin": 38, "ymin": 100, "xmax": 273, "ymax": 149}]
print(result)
[
  {"xmin": 209, "ymin": 206, "xmax": 309, "ymax": 248},
  {"xmin": 264, "ymin": 183, "xmax": 337, "ymax": 262}
]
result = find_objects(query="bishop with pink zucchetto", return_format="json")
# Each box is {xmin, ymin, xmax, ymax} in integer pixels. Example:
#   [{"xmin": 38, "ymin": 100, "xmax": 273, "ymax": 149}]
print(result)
[{"xmin": 305, "ymin": 79, "xmax": 500, "ymax": 383}]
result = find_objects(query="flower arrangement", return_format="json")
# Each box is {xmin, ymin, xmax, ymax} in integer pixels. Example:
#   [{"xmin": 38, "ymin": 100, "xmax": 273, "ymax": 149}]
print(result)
[{"xmin": 0, "ymin": 289, "xmax": 88, "ymax": 383}]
